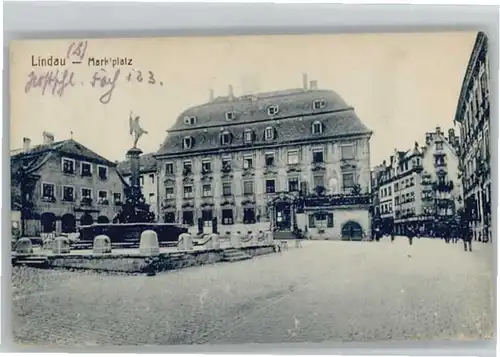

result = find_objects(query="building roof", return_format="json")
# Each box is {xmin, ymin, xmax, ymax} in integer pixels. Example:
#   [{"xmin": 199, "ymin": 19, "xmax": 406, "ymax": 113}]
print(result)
[
  {"xmin": 11, "ymin": 139, "xmax": 116, "ymax": 167},
  {"xmin": 454, "ymin": 31, "xmax": 488, "ymax": 123},
  {"xmin": 117, "ymin": 152, "xmax": 157, "ymax": 176},
  {"xmin": 157, "ymin": 88, "xmax": 371, "ymax": 157},
  {"xmin": 169, "ymin": 89, "xmax": 351, "ymax": 131}
]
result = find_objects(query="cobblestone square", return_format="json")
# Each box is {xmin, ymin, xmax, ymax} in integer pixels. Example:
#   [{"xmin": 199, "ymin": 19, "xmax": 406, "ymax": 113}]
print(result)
[{"xmin": 13, "ymin": 237, "xmax": 494, "ymax": 346}]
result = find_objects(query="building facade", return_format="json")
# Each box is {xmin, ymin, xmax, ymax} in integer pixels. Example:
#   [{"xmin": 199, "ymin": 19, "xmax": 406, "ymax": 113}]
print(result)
[
  {"xmin": 372, "ymin": 126, "xmax": 462, "ymax": 235},
  {"xmin": 453, "ymin": 32, "xmax": 491, "ymax": 242},
  {"xmin": 155, "ymin": 76, "xmax": 373, "ymax": 239},
  {"xmin": 11, "ymin": 132, "xmax": 127, "ymax": 236},
  {"xmin": 117, "ymin": 153, "xmax": 160, "ymax": 220}
]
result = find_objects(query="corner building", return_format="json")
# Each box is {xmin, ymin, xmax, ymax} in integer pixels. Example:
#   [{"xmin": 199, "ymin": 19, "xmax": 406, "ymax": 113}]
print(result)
[
  {"xmin": 156, "ymin": 79, "xmax": 372, "ymax": 239},
  {"xmin": 453, "ymin": 32, "xmax": 491, "ymax": 242}
]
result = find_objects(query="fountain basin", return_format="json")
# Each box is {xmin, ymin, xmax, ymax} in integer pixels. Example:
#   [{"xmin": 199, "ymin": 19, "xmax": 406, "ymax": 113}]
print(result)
[{"xmin": 76, "ymin": 223, "xmax": 188, "ymax": 249}]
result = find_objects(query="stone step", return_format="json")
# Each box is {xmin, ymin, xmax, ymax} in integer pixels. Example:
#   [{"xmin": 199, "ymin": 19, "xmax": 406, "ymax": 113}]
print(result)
[
  {"xmin": 221, "ymin": 248, "xmax": 251, "ymax": 262},
  {"xmin": 13, "ymin": 255, "xmax": 49, "ymax": 267}
]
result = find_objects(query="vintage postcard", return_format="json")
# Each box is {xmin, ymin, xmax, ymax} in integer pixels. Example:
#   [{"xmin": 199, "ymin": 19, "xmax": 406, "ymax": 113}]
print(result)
[{"xmin": 10, "ymin": 31, "xmax": 493, "ymax": 346}]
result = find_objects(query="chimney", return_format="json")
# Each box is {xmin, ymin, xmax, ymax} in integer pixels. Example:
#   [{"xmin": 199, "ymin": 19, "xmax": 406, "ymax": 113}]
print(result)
[
  {"xmin": 209, "ymin": 89, "xmax": 214, "ymax": 102},
  {"xmin": 436, "ymin": 126, "xmax": 441, "ymax": 135},
  {"xmin": 42, "ymin": 131, "xmax": 55, "ymax": 145},
  {"xmin": 309, "ymin": 80, "xmax": 318, "ymax": 89},
  {"xmin": 228, "ymin": 85, "xmax": 234, "ymax": 101},
  {"xmin": 302, "ymin": 73, "xmax": 308, "ymax": 90},
  {"xmin": 448, "ymin": 128, "xmax": 455, "ymax": 141},
  {"xmin": 415, "ymin": 141, "xmax": 419, "ymax": 148},
  {"xmin": 22, "ymin": 137, "xmax": 31, "ymax": 152},
  {"xmin": 382, "ymin": 160, "xmax": 386, "ymax": 167},
  {"xmin": 425, "ymin": 133, "xmax": 431, "ymax": 146}
]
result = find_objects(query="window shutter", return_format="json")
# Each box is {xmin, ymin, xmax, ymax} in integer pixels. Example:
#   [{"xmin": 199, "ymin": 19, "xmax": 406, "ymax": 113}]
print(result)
[
  {"xmin": 273, "ymin": 127, "xmax": 278, "ymax": 140},
  {"xmin": 252, "ymin": 130, "xmax": 257, "ymax": 141},
  {"xmin": 191, "ymin": 136, "xmax": 196, "ymax": 147},
  {"xmin": 322, "ymin": 122, "xmax": 326, "ymax": 133}
]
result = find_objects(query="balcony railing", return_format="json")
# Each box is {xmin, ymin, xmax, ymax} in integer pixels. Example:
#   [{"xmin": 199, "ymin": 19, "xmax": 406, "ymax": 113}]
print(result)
[
  {"xmin": 432, "ymin": 180, "xmax": 454, "ymax": 192},
  {"xmin": 80, "ymin": 197, "xmax": 93, "ymax": 206},
  {"xmin": 302, "ymin": 193, "xmax": 371, "ymax": 207}
]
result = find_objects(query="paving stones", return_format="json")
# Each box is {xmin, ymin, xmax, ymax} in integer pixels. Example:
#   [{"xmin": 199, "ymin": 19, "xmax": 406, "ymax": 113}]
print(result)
[{"xmin": 12, "ymin": 238, "xmax": 494, "ymax": 346}]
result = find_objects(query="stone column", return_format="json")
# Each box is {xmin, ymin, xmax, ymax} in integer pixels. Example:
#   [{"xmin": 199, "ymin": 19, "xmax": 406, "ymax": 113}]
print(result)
[{"xmin": 126, "ymin": 147, "xmax": 143, "ymax": 194}]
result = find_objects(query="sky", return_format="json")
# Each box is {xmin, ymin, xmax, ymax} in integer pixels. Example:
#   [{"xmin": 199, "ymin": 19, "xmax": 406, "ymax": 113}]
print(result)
[{"xmin": 10, "ymin": 31, "xmax": 476, "ymax": 167}]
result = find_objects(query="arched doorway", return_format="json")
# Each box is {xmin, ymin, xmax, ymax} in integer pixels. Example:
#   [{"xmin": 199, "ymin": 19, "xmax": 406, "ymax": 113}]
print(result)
[
  {"xmin": 40, "ymin": 212, "xmax": 56, "ymax": 233},
  {"xmin": 80, "ymin": 213, "xmax": 94, "ymax": 226},
  {"xmin": 341, "ymin": 221, "xmax": 363, "ymax": 241},
  {"xmin": 97, "ymin": 215, "xmax": 109, "ymax": 224},
  {"xmin": 61, "ymin": 213, "xmax": 76, "ymax": 233}
]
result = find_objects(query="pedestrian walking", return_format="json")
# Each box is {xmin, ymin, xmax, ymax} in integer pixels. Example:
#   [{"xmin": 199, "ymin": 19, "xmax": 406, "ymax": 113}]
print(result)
[
  {"xmin": 390, "ymin": 231, "xmax": 395, "ymax": 243},
  {"xmin": 463, "ymin": 224, "xmax": 472, "ymax": 252}
]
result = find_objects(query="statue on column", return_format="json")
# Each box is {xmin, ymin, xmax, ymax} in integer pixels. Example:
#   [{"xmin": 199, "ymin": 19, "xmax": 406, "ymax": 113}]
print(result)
[{"xmin": 129, "ymin": 111, "xmax": 148, "ymax": 148}]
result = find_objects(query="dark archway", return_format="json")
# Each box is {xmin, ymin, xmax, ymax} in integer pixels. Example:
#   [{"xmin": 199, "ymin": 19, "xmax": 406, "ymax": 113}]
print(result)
[
  {"xmin": 61, "ymin": 213, "xmax": 76, "ymax": 233},
  {"xmin": 341, "ymin": 221, "xmax": 363, "ymax": 241},
  {"xmin": 97, "ymin": 215, "xmax": 109, "ymax": 224},
  {"xmin": 40, "ymin": 212, "xmax": 56, "ymax": 233},
  {"xmin": 80, "ymin": 213, "xmax": 94, "ymax": 226}
]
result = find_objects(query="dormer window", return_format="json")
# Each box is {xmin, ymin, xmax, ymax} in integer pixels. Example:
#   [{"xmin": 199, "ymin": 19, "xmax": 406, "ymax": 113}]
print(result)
[
  {"xmin": 184, "ymin": 116, "xmax": 197, "ymax": 125},
  {"xmin": 220, "ymin": 131, "xmax": 231, "ymax": 145},
  {"xmin": 312, "ymin": 120, "xmax": 323, "ymax": 134},
  {"xmin": 267, "ymin": 105, "xmax": 279, "ymax": 116},
  {"xmin": 225, "ymin": 111, "xmax": 236, "ymax": 121},
  {"xmin": 183, "ymin": 136, "xmax": 194, "ymax": 149},
  {"xmin": 313, "ymin": 99, "xmax": 327, "ymax": 109},
  {"xmin": 244, "ymin": 129, "xmax": 254, "ymax": 143},
  {"xmin": 264, "ymin": 127, "xmax": 276, "ymax": 141}
]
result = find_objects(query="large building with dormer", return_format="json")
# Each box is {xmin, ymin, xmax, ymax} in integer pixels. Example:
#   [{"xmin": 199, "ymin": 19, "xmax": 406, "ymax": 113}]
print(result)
[
  {"xmin": 155, "ymin": 76, "xmax": 373, "ymax": 240},
  {"xmin": 11, "ymin": 132, "xmax": 127, "ymax": 237},
  {"xmin": 372, "ymin": 126, "xmax": 463, "ymax": 235},
  {"xmin": 453, "ymin": 32, "xmax": 491, "ymax": 243}
]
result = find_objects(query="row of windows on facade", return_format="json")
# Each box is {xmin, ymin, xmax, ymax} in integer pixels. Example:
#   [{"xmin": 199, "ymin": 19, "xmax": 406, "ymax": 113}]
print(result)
[
  {"xmin": 40, "ymin": 182, "xmax": 122, "ymax": 205},
  {"xmin": 165, "ymin": 174, "xmax": 357, "ymax": 199},
  {"xmin": 380, "ymin": 158, "xmax": 421, "ymax": 183},
  {"xmin": 380, "ymin": 177, "xmax": 416, "ymax": 198},
  {"xmin": 181, "ymin": 120, "xmax": 327, "ymax": 149},
  {"xmin": 183, "ymin": 100, "xmax": 329, "ymax": 126},
  {"xmin": 61, "ymin": 157, "xmax": 109, "ymax": 179},
  {"xmin": 165, "ymin": 145, "xmax": 356, "ymax": 175},
  {"xmin": 461, "ymin": 70, "xmax": 489, "ymax": 138},
  {"xmin": 166, "ymin": 207, "xmax": 261, "ymax": 226}
]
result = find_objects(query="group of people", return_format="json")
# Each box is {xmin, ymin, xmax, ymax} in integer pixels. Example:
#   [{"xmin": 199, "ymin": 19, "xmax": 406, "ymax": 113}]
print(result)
[{"xmin": 371, "ymin": 223, "xmax": 473, "ymax": 252}]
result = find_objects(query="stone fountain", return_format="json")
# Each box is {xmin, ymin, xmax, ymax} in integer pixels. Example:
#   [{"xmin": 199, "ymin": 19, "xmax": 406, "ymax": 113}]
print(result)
[{"xmin": 76, "ymin": 113, "xmax": 187, "ymax": 248}]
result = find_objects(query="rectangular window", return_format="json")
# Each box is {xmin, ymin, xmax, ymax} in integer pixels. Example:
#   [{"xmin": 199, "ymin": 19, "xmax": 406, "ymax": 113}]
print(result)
[
  {"xmin": 222, "ymin": 182, "xmax": 232, "ymax": 196},
  {"xmin": 62, "ymin": 186, "xmax": 74, "ymax": 202},
  {"xmin": 202, "ymin": 159, "xmax": 212, "ymax": 173},
  {"xmin": 97, "ymin": 190, "xmax": 109, "ymax": 204},
  {"xmin": 327, "ymin": 213, "xmax": 334, "ymax": 228},
  {"xmin": 388, "ymin": 187, "xmax": 392, "ymax": 196},
  {"xmin": 265, "ymin": 127, "xmax": 274, "ymax": 140},
  {"xmin": 62, "ymin": 158, "xmax": 75, "ymax": 174},
  {"xmin": 341, "ymin": 145, "xmax": 354, "ymax": 160},
  {"xmin": 183, "ymin": 185, "xmax": 193, "ymax": 198},
  {"xmin": 243, "ymin": 208, "xmax": 256, "ymax": 224},
  {"xmin": 97, "ymin": 165, "xmax": 108, "ymax": 180},
  {"xmin": 342, "ymin": 173, "xmax": 355, "ymax": 188},
  {"xmin": 113, "ymin": 192, "xmax": 122, "ymax": 205},
  {"xmin": 287, "ymin": 150, "xmax": 299, "ymax": 165},
  {"xmin": 221, "ymin": 133, "xmax": 231, "ymax": 145},
  {"xmin": 165, "ymin": 162, "xmax": 174, "ymax": 175},
  {"xmin": 165, "ymin": 187, "xmax": 175, "ymax": 199},
  {"xmin": 183, "ymin": 161, "xmax": 192, "ymax": 173},
  {"xmin": 308, "ymin": 214, "xmax": 316, "ymax": 228},
  {"xmin": 243, "ymin": 156, "xmax": 253, "ymax": 169},
  {"xmin": 221, "ymin": 156, "xmax": 232, "ymax": 171},
  {"xmin": 312, "ymin": 122, "xmax": 322, "ymax": 134},
  {"xmin": 222, "ymin": 209, "xmax": 234, "ymax": 225},
  {"xmin": 81, "ymin": 162, "xmax": 92, "ymax": 177},
  {"xmin": 243, "ymin": 181, "xmax": 254, "ymax": 195},
  {"xmin": 265, "ymin": 179, "xmax": 276, "ymax": 193},
  {"xmin": 313, "ymin": 175, "xmax": 325, "ymax": 188},
  {"xmin": 436, "ymin": 142, "xmax": 444, "ymax": 150},
  {"xmin": 140, "ymin": 176, "xmax": 144, "ymax": 186},
  {"xmin": 312, "ymin": 148, "xmax": 324, "ymax": 163},
  {"xmin": 265, "ymin": 153, "xmax": 275, "ymax": 167},
  {"xmin": 244, "ymin": 130, "xmax": 253, "ymax": 142},
  {"xmin": 395, "ymin": 196, "xmax": 400, "ymax": 205},
  {"xmin": 288, "ymin": 177, "xmax": 299, "ymax": 192},
  {"xmin": 81, "ymin": 188, "xmax": 92, "ymax": 198},
  {"xmin": 202, "ymin": 184, "xmax": 212, "ymax": 197},
  {"xmin": 149, "ymin": 174, "xmax": 155, "ymax": 184},
  {"xmin": 201, "ymin": 210, "xmax": 213, "ymax": 222},
  {"xmin": 182, "ymin": 211, "xmax": 194, "ymax": 225}
]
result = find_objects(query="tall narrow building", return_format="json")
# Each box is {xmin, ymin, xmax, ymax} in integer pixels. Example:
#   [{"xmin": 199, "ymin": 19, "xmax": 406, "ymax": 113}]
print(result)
[{"xmin": 453, "ymin": 32, "xmax": 491, "ymax": 242}]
